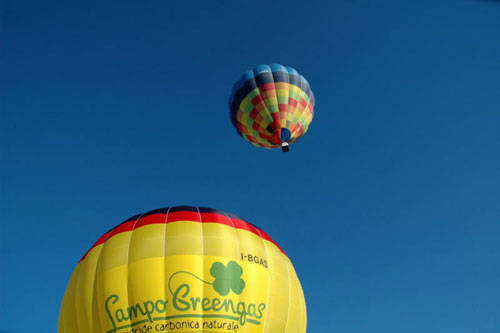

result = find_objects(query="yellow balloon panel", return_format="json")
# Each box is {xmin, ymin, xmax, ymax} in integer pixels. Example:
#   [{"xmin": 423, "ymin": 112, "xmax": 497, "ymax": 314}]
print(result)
[{"xmin": 59, "ymin": 207, "xmax": 306, "ymax": 333}]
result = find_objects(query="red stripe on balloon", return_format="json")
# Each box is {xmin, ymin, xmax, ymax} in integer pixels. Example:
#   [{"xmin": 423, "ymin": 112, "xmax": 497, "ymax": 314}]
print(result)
[
  {"xmin": 135, "ymin": 213, "xmax": 166, "ymax": 228},
  {"xmin": 259, "ymin": 83, "xmax": 275, "ymax": 91},
  {"xmin": 167, "ymin": 210, "xmax": 202, "ymax": 222},
  {"xmin": 80, "ymin": 211, "xmax": 286, "ymax": 262}
]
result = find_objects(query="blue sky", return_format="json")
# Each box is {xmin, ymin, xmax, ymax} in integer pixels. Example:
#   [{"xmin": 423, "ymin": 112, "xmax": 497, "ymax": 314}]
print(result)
[{"xmin": 1, "ymin": 0, "xmax": 500, "ymax": 331}]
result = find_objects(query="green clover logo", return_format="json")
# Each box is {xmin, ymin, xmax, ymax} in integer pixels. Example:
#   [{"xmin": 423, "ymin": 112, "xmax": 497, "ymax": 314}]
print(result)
[{"xmin": 209, "ymin": 261, "xmax": 245, "ymax": 296}]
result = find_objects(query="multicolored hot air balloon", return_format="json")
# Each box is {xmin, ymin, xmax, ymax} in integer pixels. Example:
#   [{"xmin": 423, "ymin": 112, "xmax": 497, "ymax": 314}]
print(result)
[
  {"xmin": 229, "ymin": 64, "xmax": 315, "ymax": 152},
  {"xmin": 59, "ymin": 206, "xmax": 307, "ymax": 333}
]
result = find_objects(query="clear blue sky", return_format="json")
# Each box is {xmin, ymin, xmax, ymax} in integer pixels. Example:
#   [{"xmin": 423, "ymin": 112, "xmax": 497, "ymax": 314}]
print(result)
[{"xmin": 1, "ymin": 0, "xmax": 500, "ymax": 332}]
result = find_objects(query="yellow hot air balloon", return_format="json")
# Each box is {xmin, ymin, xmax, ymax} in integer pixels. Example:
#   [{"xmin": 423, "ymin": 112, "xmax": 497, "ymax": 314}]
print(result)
[{"xmin": 59, "ymin": 206, "xmax": 307, "ymax": 333}]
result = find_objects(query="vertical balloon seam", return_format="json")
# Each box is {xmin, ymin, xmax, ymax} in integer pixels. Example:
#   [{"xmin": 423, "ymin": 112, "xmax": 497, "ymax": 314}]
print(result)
[
  {"xmin": 85, "ymin": 232, "xmax": 101, "ymax": 331},
  {"xmin": 290, "ymin": 77, "xmax": 304, "ymax": 142},
  {"xmin": 282, "ymin": 251, "xmax": 293, "ymax": 332},
  {"xmin": 286, "ymin": 78, "xmax": 301, "ymax": 143},
  {"xmin": 99, "ymin": 214, "xmax": 139, "ymax": 331},
  {"xmin": 247, "ymin": 73, "xmax": 275, "ymax": 148},
  {"xmin": 291, "ymin": 77, "xmax": 307, "ymax": 139},
  {"xmin": 162, "ymin": 206, "xmax": 171, "ymax": 326},
  {"xmin": 258, "ymin": 67, "xmax": 282, "ymax": 147},
  {"xmin": 291, "ymin": 78, "xmax": 310, "ymax": 143},
  {"xmin": 80, "ymin": 250, "xmax": 95, "ymax": 331},
  {"xmin": 285, "ymin": 81, "xmax": 299, "ymax": 142},
  {"xmin": 280, "ymin": 249, "xmax": 292, "ymax": 331},
  {"xmin": 283, "ymin": 68, "xmax": 296, "ymax": 141},
  {"xmin": 275, "ymin": 68, "xmax": 290, "ymax": 143},
  {"xmin": 303, "ymin": 80, "xmax": 314, "ymax": 132},
  {"xmin": 234, "ymin": 76, "xmax": 257, "ymax": 146},
  {"xmin": 276, "ymin": 68, "xmax": 292, "ymax": 143},
  {"xmin": 246, "ymin": 76, "xmax": 272, "ymax": 147},
  {"xmin": 238, "ymin": 72, "xmax": 275, "ymax": 148},
  {"xmin": 296, "ymin": 100, "xmax": 312, "ymax": 142},
  {"xmin": 305, "ymin": 90, "xmax": 315, "ymax": 139},
  {"xmin": 92, "ymin": 246, "xmax": 105, "ymax": 332},
  {"xmin": 290, "ymin": 76, "xmax": 313, "ymax": 143},
  {"xmin": 222, "ymin": 210, "xmax": 244, "ymax": 331},
  {"xmin": 125, "ymin": 214, "xmax": 144, "ymax": 331},
  {"xmin": 260, "ymin": 66, "xmax": 281, "ymax": 145},
  {"xmin": 85, "ymin": 250, "xmax": 99, "ymax": 331},
  {"xmin": 93, "ymin": 225, "xmax": 113, "ymax": 331},
  {"xmin": 250, "ymin": 207, "xmax": 294, "ymax": 331},
  {"xmin": 250, "ymin": 224, "xmax": 273, "ymax": 331},
  {"xmin": 234, "ymin": 94, "xmax": 256, "ymax": 146},
  {"xmin": 302, "ymin": 83, "xmax": 314, "ymax": 137},
  {"xmin": 229, "ymin": 73, "xmax": 250, "ymax": 139},
  {"xmin": 230, "ymin": 80, "xmax": 248, "ymax": 141},
  {"xmin": 275, "ymin": 232, "xmax": 293, "ymax": 331},
  {"xmin": 300, "ymin": 265, "xmax": 308, "ymax": 332},
  {"xmin": 196, "ymin": 206, "xmax": 206, "ymax": 326}
]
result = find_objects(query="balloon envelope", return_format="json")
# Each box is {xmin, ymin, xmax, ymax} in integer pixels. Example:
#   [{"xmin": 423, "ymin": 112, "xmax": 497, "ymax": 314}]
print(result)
[
  {"xmin": 229, "ymin": 64, "xmax": 315, "ymax": 151},
  {"xmin": 59, "ymin": 206, "xmax": 306, "ymax": 332}
]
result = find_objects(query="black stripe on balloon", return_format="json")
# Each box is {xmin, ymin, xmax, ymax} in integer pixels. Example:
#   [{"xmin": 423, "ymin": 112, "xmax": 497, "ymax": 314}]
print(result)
[
  {"xmin": 254, "ymin": 71, "xmax": 275, "ymax": 87},
  {"xmin": 168, "ymin": 205, "xmax": 199, "ymax": 213},
  {"xmin": 108, "ymin": 206, "xmax": 269, "ymax": 239},
  {"xmin": 229, "ymin": 73, "xmax": 259, "ymax": 127},
  {"xmin": 143, "ymin": 207, "xmax": 171, "ymax": 216},
  {"xmin": 104, "ymin": 214, "xmax": 141, "ymax": 234},
  {"xmin": 272, "ymin": 71, "xmax": 289, "ymax": 84},
  {"xmin": 230, "ymin": 72, "xmax": 310, "ymax": 112},
  {"xmin": 288, "ymin": 74, "xmax": 299, "ymax": 87}
]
